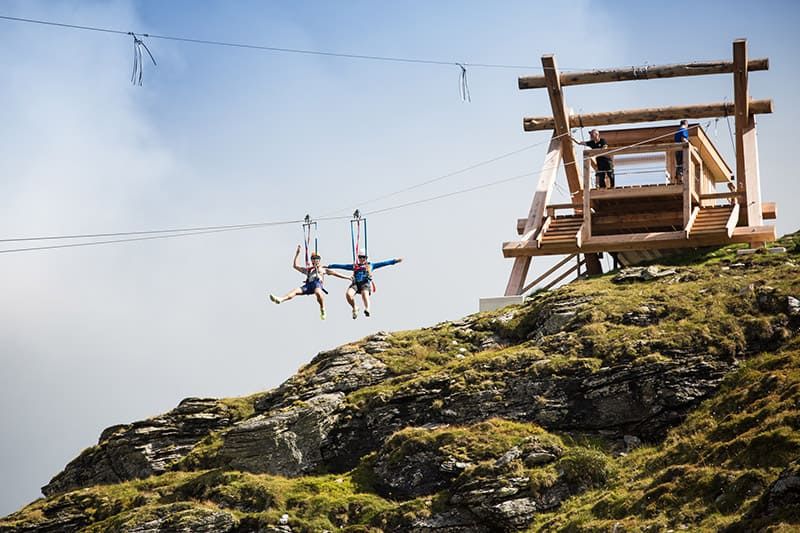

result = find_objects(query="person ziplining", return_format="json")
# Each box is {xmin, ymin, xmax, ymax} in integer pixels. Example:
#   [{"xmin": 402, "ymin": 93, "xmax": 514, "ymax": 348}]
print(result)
[
  {"xmin": 268, "ymin": 216, "xmax": 350, "ymax": 320},
  {"xmin": 325, "ymin": 211, "xmax": 403, "ymax": 319}
]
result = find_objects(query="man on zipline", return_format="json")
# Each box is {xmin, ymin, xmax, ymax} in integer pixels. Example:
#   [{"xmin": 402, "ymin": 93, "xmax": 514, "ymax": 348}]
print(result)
[
  {"xmin": 269, "ymin": 245, "xmax": 350, "ymax": 320},
  {"xmin": 327, "ymin": 254, "xmax": 403, "ymax": 319}
]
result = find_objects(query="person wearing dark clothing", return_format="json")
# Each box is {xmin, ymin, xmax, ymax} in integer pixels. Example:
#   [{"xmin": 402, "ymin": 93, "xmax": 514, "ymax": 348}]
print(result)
[
  {"xmin": 576, "ymin": 129, "xmax": 614, "ymax": 188},
  {"xmin": 674, "ymin": 119, "xmax": 690, "ymax": 181}
]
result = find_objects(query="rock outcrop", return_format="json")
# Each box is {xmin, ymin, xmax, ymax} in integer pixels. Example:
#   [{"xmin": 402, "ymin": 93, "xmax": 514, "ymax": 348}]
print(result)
[
  {"xmin": 42, "ymin": 398, "xmax": 242, "ymax": 496},
  {"xmin": 3, "ymin": 233, "xmax": 800, "ymax": 532}
]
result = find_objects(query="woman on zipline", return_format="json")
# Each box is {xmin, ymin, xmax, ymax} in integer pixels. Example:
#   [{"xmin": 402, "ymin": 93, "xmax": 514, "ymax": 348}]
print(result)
[
  {"xmin": 269, "ymin": 244, "xmax": 350, "ymax": 320},
  {"xmin": 326, "ymin": 254, "xmax": 403, "ymax": 319}
]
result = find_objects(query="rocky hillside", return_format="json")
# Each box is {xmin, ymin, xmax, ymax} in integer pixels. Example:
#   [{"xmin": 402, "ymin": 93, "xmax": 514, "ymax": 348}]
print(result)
[{"xmin": 2, "ymin": 233, "xmax": 800, "ymax": 532}]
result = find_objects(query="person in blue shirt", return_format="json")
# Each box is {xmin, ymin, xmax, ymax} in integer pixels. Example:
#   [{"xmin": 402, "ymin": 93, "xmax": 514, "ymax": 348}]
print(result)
[
  {"xmin": 269, "ymin": 245, "xmax": 351, "ymax": 320},
  {"xmin": 327, "ymin": 254, "xmax": 403, "ymax": 319},
  {"xmin": 674, "ymin": 119, "xmax": 690, "ymax": 181}
]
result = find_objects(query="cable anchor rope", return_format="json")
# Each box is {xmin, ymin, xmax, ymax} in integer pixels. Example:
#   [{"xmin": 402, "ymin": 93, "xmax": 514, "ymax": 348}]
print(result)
[
  {"xmin": 129, "ymin": 32, "xmax": 157, "ymax": 86},
  {"xmin": 302, "ymin": 214, "xmax": 318, "ymax": 268},
  {"xmin": 456, "ymin": 63, "xmax": 471, "ymax": 102}
]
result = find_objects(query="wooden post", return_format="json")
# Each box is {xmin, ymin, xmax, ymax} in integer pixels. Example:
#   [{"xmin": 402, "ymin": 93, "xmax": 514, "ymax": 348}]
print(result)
[
  {"xmin": 584, "ymin": 157, "xmax": 592, "ymax": 190},
  {"xmin": 580, "ymin": 161, "xmax": 602, "ymax": 275},
  {"xmin": 505, "ymin": 257, "xmax": 532, "ymax": 296},
  {"xmin": 583, "ymin": 160, "xmax": 592, "ymax": 242},
  {"xmin": 733, "ymin": 39, "xmax": 763, "ymax": 229},
  {"xmin": 733, "ymin": 39, "xmax": 749, "ymax": 195},
  {"xmin": 743, "ymin": 114, "xmax": 763, "ymax": 227},
  {"xmin": 683, "ymin": 145, "xmax": 692, "ymax": 228},
  {"xmin": 541, "ymin": 55, "xmax": 582, "ymax": 199}
]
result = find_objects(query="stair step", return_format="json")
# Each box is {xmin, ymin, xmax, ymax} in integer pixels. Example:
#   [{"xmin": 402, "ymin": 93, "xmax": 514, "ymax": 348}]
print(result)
[{"xmin": 691, "ymin": 230, "xmax": 727, "ymax": 235}]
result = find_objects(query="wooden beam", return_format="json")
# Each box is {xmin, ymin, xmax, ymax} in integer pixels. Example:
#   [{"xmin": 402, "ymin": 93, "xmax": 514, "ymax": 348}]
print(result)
[
  {"xmin": 733, "ymin": 39, "xmax": 749, "ymax": 200},
  {"xmin": 683, "ymin": 146, "xmax": 692, "ymax": 226},
  {"xmin": 583, "ymin": 159, "xmax": 591, "ymax": 242},
  {"xmin": 541, "ymin": 54, "xmax": 582, "ymax": 198},
  {"xmin": 725, "ymin": 203, "xmax": 741, "ymax": 237},
  {"xmin": 518, "ymin": 136, "xmax": 562, "ymax": 242},
  {"xmin": 684, "ymin": 206, "xmax": 701, "ymax": 235},
  {"xmin": 504, "ymin": 257, "xmax": 531, "ymax": 296},
  {"xmin": 583, "ymin": 142, "xmax": 684, "ymax": 157},
  {"xmin": 590, "ymin": 184, "xmax": 683, "ymax": 200},
  {"xmin": 519, "ymin": 58, "xmax": 769, "ymax": 89},
  {"xmin": 536, "ymin": 216, "xmax": 553, "ymax": 248},
  {"xmin": 502, "ymin": 225, "xmax": 776, "ymax": 257},
  {"xmin": 504, "ymin": 135, "xmax": 562, "ymax": 296},
  {"xmin": 523, "ymin": 99, "xmax": 772, "ymax": 131},
  {"xmin": 521, "ymin": 253, "xmax": 577, "ymax": 293},
  {"xmin": 614, "ymin": 153, "xmax": 666, "ymax": 166},
  {"xmin": 694, "ymin": 125, "xmax": 733, "ymax": 184},
  {"xmin": 742, "ymin": 115, "xmax": 763, "ymax": 226},
  {"xmin": 543, "ymin": 260, "xmax": 585, "ymax": 290},
  {"xmin": 592, "ymin": 211, "xmax": 684, "ymax": 229},
  {"xmin": 762, "ymin": 202, "xmax": 777, "ymax": 220},
  {"xmin": 699, "ymin": 192, "xmax": 745, "ymax": 201}
]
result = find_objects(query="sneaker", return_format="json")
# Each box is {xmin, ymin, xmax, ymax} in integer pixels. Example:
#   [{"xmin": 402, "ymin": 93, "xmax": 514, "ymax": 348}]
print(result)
[
  {"xmin": 320, "ymin": 308, "xmax": 327, "ymax": 320},
  {"xmin": 269, "ymin": 294, "xmax": 280, "ymax": 304},
  {"xmin": 364, "ymin": 309, "xmax": 371, "ymax": 317},
  {"xmin": 352, "ymin": 306, "xmax": 358, "ymax": 320}
]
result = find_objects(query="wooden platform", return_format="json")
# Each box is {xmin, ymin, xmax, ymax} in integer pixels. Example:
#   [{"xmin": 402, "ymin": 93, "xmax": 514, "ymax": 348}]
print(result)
[{"xmin": 503, "ymin": 41, "xmax": 777, "ymax": 296}]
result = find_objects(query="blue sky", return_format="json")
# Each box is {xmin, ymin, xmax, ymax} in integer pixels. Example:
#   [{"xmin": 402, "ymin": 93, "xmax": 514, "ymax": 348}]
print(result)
[{"xmin": 1, "ymin": 0, "xmax": 798, "ymax": 516}]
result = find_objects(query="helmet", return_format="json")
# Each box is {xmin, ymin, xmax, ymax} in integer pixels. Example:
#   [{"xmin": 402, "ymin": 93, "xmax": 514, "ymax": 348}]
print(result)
[{"xmin": 310, "ymin": 253, "xmax": 321, "ymax": 260}]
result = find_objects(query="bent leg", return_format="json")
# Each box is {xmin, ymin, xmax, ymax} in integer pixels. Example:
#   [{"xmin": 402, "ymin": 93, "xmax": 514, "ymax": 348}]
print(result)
[
  {"xmin": 361, "ymin": 289, "xmax": 371, "ymax": 316},
  {"xmin": 280, "ymin": 288, "xmax": 303, "ymax": 303}
]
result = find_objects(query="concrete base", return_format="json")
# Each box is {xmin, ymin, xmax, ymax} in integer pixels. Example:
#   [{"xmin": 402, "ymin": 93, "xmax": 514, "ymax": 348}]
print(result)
[{"xmin": 479, "ymin": 295, "xmax": 525, "ymax": 313}]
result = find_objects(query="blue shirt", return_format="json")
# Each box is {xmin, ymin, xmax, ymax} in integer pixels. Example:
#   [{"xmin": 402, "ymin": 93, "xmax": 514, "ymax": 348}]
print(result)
[
  {"xmin": 674, "ymin": 126, "xmax": 689, "ymax": 143},
  {"xmin": 327, "ymin": 259, "xmax": 400, "ymax": 283}
]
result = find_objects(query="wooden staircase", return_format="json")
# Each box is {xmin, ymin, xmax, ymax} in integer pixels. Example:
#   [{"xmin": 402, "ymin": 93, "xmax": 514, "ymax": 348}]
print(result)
[
  {"xmin": 538, "ymin": 215, "xmax": 583, "ymax": 249},
  {"xmin": 688, "ymin": 205, "xmax": 739, "ymax": 238}
]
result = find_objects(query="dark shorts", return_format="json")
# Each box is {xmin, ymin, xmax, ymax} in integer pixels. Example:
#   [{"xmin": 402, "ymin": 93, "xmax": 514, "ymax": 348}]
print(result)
[
  {"xmin": 596, "ymin": 169, "xmax": 615, "ymax": 188},
  {"xmin": 300, "ymin": 279, "xmax": 323, "ymax": 295},
  {"xmin": 350, "ymin": 280, "xmax": 372, "ymax": 294}
]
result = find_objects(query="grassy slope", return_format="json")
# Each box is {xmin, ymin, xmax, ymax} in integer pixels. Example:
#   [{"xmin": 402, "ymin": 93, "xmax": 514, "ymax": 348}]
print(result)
[{"xmin": 2, "ymin": 233, "xmax": 799, "ymax": 532}]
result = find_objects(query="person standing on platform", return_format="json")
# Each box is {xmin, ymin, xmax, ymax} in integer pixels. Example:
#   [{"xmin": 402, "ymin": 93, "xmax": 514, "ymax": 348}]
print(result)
[
  {"xmin": 575, "ymin": 129, "xmax": 614, "ymax": 188},
  {"xmin": 674, "ymin": 119, "xmax": 690, "ymax": 181}
]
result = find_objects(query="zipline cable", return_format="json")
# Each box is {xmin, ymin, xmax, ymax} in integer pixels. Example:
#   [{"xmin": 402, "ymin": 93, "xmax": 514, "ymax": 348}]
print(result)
[
  {"xmin": 0, "ymin": 14, "xmax": 576, "ymax": 71},
  {"xmin": 320, "ymin": 132, "xmax": 570, "ymax": 217},
  {"xmin": 0, "ymin": 125, "xmax": 703, "ymax": 255},
  {"xmin": 4, "ymin": 135, "xmax": 568, "ymax": 244}
]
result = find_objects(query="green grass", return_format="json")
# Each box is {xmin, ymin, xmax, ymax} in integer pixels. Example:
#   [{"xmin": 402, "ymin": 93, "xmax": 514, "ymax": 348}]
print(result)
[{"xmin": 4, "ymin": 234, "xmax": 799, "ymax": 532}]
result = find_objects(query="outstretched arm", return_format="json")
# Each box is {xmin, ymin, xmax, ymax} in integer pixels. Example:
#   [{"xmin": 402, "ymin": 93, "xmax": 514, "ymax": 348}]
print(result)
[
  {"xmin": 372, "ymin": 258, "xmax": 404, "ymax": 270},
  {"xmin": 324, "ymin": 268, "xmax": 352, "ymax": 280},
  {"xmin": 292, "ymin": 245, "xmax": 307, "ymax": 274},
  {"xmin": 326, "ymin": 263, "xmax": 355, "ymax": 271}
]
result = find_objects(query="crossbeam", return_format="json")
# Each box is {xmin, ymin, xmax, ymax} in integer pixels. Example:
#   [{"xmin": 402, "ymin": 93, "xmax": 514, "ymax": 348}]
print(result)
[
  {"xmin": 503, "ymin": 225, "xmax": 777, "ymax": 257},
  {"xmin": 523, "ymin": 99, "xmax": 773, "ymax": 132},
  {"xmin": 519, "ymin": 58, "xmax": 769, "ymax": 89}
]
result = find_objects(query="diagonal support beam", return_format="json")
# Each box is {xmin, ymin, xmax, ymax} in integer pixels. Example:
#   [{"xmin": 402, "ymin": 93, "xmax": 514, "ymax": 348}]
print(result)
[
  {"xmin": 541, "ymin": 54, "xmax": 582, "ymax": 200},
  {"xmin": 504, "ymin": 135, "xmax": 562, "ymax": 296}
]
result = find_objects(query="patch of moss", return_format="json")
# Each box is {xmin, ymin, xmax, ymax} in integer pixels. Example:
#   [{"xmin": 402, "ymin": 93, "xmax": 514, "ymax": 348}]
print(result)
[
  {"xmin": 528, "ymin": 345, "xmax": 800, "ymax": 532},
  {"xmin": 382, "ymin": 418, "xmax": 563, "ymax": 467}
]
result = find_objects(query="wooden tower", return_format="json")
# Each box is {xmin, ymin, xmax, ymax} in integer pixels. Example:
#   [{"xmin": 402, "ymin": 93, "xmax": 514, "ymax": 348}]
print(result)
[{"xmin": 503, "ymin": 39, "xmax": 777, "ymax": 296}]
